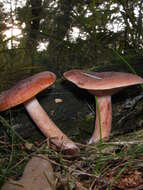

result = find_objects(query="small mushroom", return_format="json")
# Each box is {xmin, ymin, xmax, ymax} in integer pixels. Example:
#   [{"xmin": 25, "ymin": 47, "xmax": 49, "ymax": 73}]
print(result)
[
  {"xmin": 0, "ymin": 71, "xmax": 79, "ymax": 155},
  {"xmin": 64, "ymin": 69, "xmax": 143, "ymax": 144}
]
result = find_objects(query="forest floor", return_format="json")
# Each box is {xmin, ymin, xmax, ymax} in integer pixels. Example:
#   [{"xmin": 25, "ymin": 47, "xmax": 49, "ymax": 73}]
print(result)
[{"xmin": 0, "ymin": 80, "xmax": 143, "ymax": 189}]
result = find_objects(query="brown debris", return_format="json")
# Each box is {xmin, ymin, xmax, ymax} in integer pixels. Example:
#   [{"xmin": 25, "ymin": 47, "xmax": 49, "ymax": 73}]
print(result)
[
  {"xmin": 114, "ymin": 169, "xmax": 143, "ymax": 190},
  {"xmin": 2, "ymin": 155, "xmax": 56, "ymax": 190}
]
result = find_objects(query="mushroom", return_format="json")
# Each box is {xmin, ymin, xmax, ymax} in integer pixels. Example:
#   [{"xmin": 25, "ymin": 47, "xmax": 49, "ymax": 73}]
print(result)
[
  {"xmin": 0, "ymin": 71, "xmax": 79, "ymax": 155},
  {"xmin": 64, "ymin": 69, "xmax": 143, "ymax": 144}
]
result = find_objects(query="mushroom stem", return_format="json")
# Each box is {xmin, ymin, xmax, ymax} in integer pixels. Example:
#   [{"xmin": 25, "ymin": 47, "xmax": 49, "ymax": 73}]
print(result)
[
  {"xmin": 89, "ymin": 96, "xmax": 112, "ymax": 144},
  {"xmin": 24, "ymin": 98, "xmax": 79, "ymax": 154}
]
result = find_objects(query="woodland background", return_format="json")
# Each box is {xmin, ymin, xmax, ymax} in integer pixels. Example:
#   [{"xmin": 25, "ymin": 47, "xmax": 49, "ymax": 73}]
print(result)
[{"xmin": 0, "ymin": 0, "xmax": 143, "ymax": 91}]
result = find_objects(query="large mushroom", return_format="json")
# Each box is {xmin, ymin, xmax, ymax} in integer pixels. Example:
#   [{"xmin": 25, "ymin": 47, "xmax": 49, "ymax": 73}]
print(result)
[
  {"xmin": 64, "ymin": 69, "xmax": 143, "ymax": 144},
  {"xmin": 0, "ymin": 71, "xmax": 79, "ymax": 155}
]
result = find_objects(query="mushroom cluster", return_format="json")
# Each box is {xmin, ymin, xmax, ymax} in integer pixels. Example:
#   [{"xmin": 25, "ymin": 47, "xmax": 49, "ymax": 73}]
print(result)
[
  {"xmin": 0, "ymin": 71, "xmax": 79, "ymax": 155},
  {"xmin": 64, "ymin": 69, "xmax": 143, "ymax": 144},
  {"xmin": 1, "ymin": 70, "xmax": 143, "ymax": 155}
]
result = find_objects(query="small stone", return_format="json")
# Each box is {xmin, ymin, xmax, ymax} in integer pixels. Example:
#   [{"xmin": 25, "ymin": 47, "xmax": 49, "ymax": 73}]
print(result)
[{"xmin": 54, "ymin": 98, "xmax": 63, "ymax": 103}]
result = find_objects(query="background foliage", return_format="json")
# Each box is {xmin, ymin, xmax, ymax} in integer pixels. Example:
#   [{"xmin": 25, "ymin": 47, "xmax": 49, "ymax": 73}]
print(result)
[{"xmin": 0, "ymin": 0, "xmax": 143, "ymax": 90}]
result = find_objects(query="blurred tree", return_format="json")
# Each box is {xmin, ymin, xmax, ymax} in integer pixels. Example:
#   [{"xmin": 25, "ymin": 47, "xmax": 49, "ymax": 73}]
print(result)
[
  {"xmin": 118, "ymin": 0, "xmax": 143, "ymax": 52},
  {"xmin": 17, "ymin": 0, "xmax": 43, "ymax": 69},
  {"xmin": 1, "ymin": 0, "xmax": 143, "ymax": 78}
]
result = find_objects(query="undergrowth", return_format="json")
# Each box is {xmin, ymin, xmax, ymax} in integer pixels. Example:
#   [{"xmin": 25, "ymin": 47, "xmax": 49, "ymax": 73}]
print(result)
[{"xmin": 1, "ymin": 115, "xmax": 143, "ymax": 189}]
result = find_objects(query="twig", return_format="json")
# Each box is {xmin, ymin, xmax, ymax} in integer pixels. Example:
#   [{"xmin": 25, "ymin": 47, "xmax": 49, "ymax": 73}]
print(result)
[{"xmin": 104, "ymin": 141, "xmax": 143, "ymax": 145}]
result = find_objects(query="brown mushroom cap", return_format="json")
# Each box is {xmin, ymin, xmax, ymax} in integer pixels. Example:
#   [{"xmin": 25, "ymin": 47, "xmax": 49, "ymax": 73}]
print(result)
[
  {"xmin": 0, "ymin": 71, "xmax": 56, "ymax": 111},
  {"xmin": 64, "ymin": 69, "xmax": 143, "ymax": 96}
]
